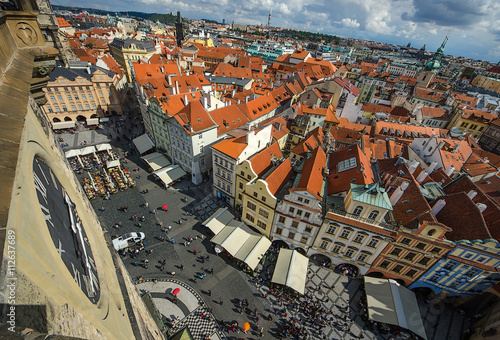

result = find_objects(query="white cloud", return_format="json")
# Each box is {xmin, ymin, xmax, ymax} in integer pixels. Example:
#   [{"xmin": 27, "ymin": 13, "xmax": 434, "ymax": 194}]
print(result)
[{"xmin": 338, "ymin": 18, "xmax": 360, "ymax": 28}]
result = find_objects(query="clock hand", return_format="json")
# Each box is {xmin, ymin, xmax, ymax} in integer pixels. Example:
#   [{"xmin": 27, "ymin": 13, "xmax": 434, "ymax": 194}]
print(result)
[{"xmin": 65, "ymin": 193, "xmax": 95, "ymax": 295}]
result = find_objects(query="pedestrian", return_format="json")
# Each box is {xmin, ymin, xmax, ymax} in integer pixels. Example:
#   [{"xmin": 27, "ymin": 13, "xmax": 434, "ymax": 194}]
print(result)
[
  {"xmin": 153, "ymin": 208, "xmax": 156, "ymax": 215},
  {"xmin": 210, "ymin": 268, "xmax": 214, "ymax": 274},
  {"xmin": 180, "ymin": 264, "xmax": 184, "ymax": 271},
  {"xmin": 171, "ymin": 238, "xmax": 175, "ymax": 244},
  {"xmin": 220, "ymin": 300, "xmax": 223, "ymax": 305},
  {"xmin": 208, "ymin": 290, "xmax": 212, "ymax": 296},
  {"xmin": 193, "ymin": 249, "xmax": 197, "ymax": 255}
]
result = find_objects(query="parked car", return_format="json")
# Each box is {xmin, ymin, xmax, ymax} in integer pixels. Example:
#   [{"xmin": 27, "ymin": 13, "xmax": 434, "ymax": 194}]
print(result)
[{"xmin": 113, "ymin": 232, "xmax": 145, "ymax": 251}]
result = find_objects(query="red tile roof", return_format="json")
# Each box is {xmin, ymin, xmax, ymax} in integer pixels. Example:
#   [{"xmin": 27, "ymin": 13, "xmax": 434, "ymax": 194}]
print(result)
[
  {"xmin": 211, "ymin": 134, "xmax": 250, "ymax": 159},
  {"xmin": 174, "ymin": 100, "xmax": 217, "ymax": 134},
  {"xmin": 248, "ymin": 142, "xmax": 283, "ymax": 177},
  {"xmin": 266, "ymin": 158, "xmax": 294, "ymax": 196},
  {"xmin": 290, "ymin": 147, "xmax": 326, "ymax": 200},
  {"xmin": 56, "ymin": 17, "xmax": 72, "ymax": 28}
]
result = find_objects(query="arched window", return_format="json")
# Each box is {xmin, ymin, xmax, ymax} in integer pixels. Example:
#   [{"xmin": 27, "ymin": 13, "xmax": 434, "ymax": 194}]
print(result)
[
  {"xmin": 368, "ymin": 210, "xmax": 380, "ymax": 220},
  {"xmin": 353, "ymin": 206, "xmax": 363, "ymax": 216},
  {"xmin": 427, "ymin": 229, "xmax": 436, "ymax": 236}
]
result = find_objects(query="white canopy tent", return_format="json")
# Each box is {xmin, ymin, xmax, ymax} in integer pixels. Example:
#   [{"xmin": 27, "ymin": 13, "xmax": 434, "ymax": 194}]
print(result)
[
  {"xmin": 87, "ymin": 118, "xmax": 99, "ymax": 125},
  {"xmin": 202, "ymin": 208, "xmax": 234, "ymax": 235},
  {"xmin": 364, "ymin": 277, "xmax": 427, "ymax": 340},
  {"xmin": 106, "ymin": 160, "xmax": 121, "ymax": 168},
  {"xmin": 141, "ymin": 152, "xmax": 171, "ymax": 172},
  {"xmin": 65, "ymin": 149, "xmax": 81, "ymax": 158},
  {"xmin": 53, "ymin": 121, "xmax": 76, "ymax": 130},
  {"xmin": 133, "ymin": 134, "xmax": 155, "ymax": 155},
  {"xmin": 271, "ymin": 249, "xmax": 309, "ymax": 295},
  {"xmin": 96, "ymin": 143, "xmax": 112, "ymax": 152},
  {"xmin": 80, "ymin": 146, "xmax": 96, "ymax": 156},
  {"xmin": 154, "ymin": 165, "xmax": 186, "ymax": 186},
  {"xmin": 207, "ymin": 211, "xmax": 271, "ymax": 270}
]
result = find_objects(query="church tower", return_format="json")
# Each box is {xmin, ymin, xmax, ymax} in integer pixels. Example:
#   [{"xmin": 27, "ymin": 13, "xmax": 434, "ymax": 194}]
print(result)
[
  {"xmin": 175, "ymin": 11, "xmax": 184, "ymax": 47},
  {"xmin": 416, "ymin": 35, "xmax": 449, "ymax": 88}
]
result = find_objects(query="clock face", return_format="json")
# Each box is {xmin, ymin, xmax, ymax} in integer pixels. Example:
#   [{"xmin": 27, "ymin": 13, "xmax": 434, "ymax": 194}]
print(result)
[{"xmin": 33, "ymin": 158, "xmax": 100, "ymax": 304}]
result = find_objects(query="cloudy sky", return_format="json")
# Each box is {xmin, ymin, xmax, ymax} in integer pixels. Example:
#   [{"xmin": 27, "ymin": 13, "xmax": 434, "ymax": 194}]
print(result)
[{"xmin": 53, "ymin": 0, "xmax": 500, "ymax": 62}]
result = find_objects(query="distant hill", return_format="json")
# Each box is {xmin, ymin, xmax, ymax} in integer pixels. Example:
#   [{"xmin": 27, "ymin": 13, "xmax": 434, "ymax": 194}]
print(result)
[{"xmin": 52, "ymin": 5, "xmax": 176, "ymax": 23}]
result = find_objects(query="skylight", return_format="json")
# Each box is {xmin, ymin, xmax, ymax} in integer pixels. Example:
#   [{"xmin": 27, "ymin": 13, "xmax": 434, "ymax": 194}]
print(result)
[{"xmin": 337, "ymin": 157, "xmax": 357, "ymax": 172}]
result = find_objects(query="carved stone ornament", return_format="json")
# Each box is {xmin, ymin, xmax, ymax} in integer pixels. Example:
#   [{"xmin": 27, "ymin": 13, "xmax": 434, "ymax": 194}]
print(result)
[{"xmin": 16, "ymin": 21, "xmax": 38, "ymax": 45}]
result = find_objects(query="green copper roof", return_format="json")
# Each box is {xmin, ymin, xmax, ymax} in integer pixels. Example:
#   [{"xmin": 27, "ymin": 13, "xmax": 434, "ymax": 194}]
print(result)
[{"xmin": 350, "ymin": 183, "xmax": 393, "ymax": 211}]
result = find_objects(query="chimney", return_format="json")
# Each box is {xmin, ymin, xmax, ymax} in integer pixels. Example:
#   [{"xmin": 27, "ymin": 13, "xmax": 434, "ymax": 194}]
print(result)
[
  {"xmin": 245, "ymin": 96, "xmax": 249, "ymax": 103},
  {"xmin": 452, "ymin": 143, "xmax": 461, "ymax": 153},
  {"xmin": 167, "ymin": 74, "xmax": 172, "ymax": 85},
  {"xmin": 416, "ymin": 170, "xmax": 428, "ymax": 183},
  {"xmin": 237, "ymin": 99, "xmax": 241, "ymax": 104},
  {"xmin": 183, "ymin": 95, "xmax": 188, "ymax": 106},
  {"xmin": 467, "ymin": 190, "xmax": 477, "ymax": 200},
  {"xmin": 232, "ymin": 89, "xmax": 236, "ymax": 98},
  {"xmin": 427, "ymin": 161, "xmax": 438, "ymax": 174},
  {"xmin": 408, "ymin": 160, "xmax": 419, "ymax": 174},
  {"xmin": 483, "ymin": 157, "xmax": 489, "ymax": 164},
  {"xmin": 444, "ymin": 164, "xmax": 455, "ymax": 176},
  {"xmin": 175, "ymin": 80, "xmax": 179, "ymax": 95},
  {"xmin": 168, "ymin": 86, "xmax": 175, "ymax": 95},
  {"xmin": 201, "ymin": 96, "xmax": 207, "ymax": 109},
  {"xmin": 390, "ymin": 181, "xmax": 409, "ymax": 205},
  {"xmin": 477, "ymin": 203, "xmax": 487, "ymax": 213},
  {"xmin": 432, "ymin": 199, "xmax": 446, "ymax": 215}
]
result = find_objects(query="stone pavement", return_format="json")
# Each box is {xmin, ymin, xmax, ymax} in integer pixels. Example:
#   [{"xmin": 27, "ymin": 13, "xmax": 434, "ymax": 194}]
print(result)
[{"xmin": 136, "ymin": 279, "xmax": 225, "ymax": 340}]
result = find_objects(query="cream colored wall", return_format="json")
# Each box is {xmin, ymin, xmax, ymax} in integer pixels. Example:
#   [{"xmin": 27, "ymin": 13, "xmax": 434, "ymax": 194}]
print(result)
[
  {"xmin": 241, "ymin": 180, "xmax": 276, "ymax": 237},
  {"xmin": 3, "ymin": 108, "xmax": 136, "ymax": 339}
]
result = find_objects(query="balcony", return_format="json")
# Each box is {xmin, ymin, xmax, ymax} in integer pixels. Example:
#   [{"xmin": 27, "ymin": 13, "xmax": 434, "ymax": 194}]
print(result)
[{"xmin": 328, "ymin": 207, "xmax": 399, "ymax": 231}]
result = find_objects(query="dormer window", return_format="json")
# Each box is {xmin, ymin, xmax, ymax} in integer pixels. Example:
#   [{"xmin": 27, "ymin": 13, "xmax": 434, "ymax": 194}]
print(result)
[
  {"xmin": 368, "ymin": 210, "xmax": 379, "ymax": 220},
  {"xmin": 427, "ymin": 229, "xmax": 436, "ymax": 236},
  {"xmin": 353, "ymin": 206, "xmax": 363, "ymax": 216}
]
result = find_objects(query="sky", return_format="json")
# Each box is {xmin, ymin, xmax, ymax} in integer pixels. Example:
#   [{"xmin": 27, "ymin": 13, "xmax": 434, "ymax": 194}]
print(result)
[{"xmin": 53, "ymin": 0, "xmax": 500, "ymax": 62}]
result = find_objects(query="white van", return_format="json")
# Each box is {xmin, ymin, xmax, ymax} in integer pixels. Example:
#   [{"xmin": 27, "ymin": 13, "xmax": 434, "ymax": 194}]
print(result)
[{"xmin": 113, "ymin": 232, "xmax": 145, "ymax": 251}]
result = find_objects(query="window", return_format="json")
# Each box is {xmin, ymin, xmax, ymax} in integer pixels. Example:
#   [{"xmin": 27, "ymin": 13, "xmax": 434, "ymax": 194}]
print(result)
[
  {"xmin": 429, "ymin": 274, "xmax": 441, "ymax": 283},
  {"xmin": 304, "ymin": 199, "xmax": 310, "ymax": 204},
  {"xmin": 71, "ymin": 105, "xmax": 76, "ymax": 111},
  {"xmin": 101, "ymin": 99, "xmax": 106, "ymax": 105},
  {"xmin": 358, "ymin": 253, "xmax": 369, "ymax": 262},
  {"xmin": 258, "ymin": 208, "xmax": 269, "ymax": 218},
  {"xmin": 247, "ymin": 175, "xmax": 251, "ymax": 180},
  {"xmin": 74, "ymin": 95, "xmax": 79, "ymax": 100},
  {"xmin": 62, "ymin": 105, "xmax": 67, "ymax": 112},
  {"xmin": 47, "ymin": 88, "xmax": 52, "ymax": 92},
  {"xmin": 419, "ymin": 257, "xmax": 430, "ymax": 266},
  {"xmin": 368, "ymin": 210, "xmax": 379, "ymax": 220},
  {"xmin": 345, "ymin": 248, "xmax": 356, "ymax": 258},
  {"xmin": 301, "ymin": 236, "xmax": 308, "ymax": 244},
  {"xmin": 257, "ymin": 220, "xmax": 266, "ymax": 229},
  {"xmin": 279, "ymin": 216, "xmax": 285, "ymax": 223},
  {"xmin": 239, "ymin": 182, "xmax": 243, "ymax": 189},
  {"xmin": 304, "ymin": 212, "xmax": 310, "ymax": 218},
  {"xmin": 57, "ymin": 95, "xmax": 63, "ymax": 101},
  {"xmin": 380, "ymin": 260, "xmax": 390, "ymax": 269},
  {"xmin": 276, "ymin": 228, "xmax": 282, "ymax": 235},
  {"xmin": 337, "ymin": 157, "xmax": 357, "ymax": 172},
  {"xmin": 238, "ymin": 194, "xmax": 242, "ymax": 200},
  {"xmin": 88, "ymin": 93, "xmax": 93, "ymax": 100},
  {"xmin": 332, "ymin": 244, "xmax": 342, "ymax": 253},
  {"xmin": 367, "ymin": 238, "xmax": 379, "ymax": 248},
  {"xmin": 240, "ymin": 171, "xmax": 244, "ymax": 176},
  {"xmin": 298, "ymin": 197, "xmax": 303, "ymax": 202},
  {"xmin": 86, "ymin": 86, "xmax": 90, "ymax": 90},
  {"xmin": 91, "ymin": 103, "xmax": 96, "ymax": 109},
  {"xmin": 427, "ymin": 229, "xmax": 436, "ymax": 236},
  {"xmin": 98, "ymin": 90, "xmax": 103, "ymax": 96},
  {"xmin": 443, "ymin": 262, "xmax": 455, "ymax": 271},
  {"xmin": 245, "ymin": 213, "xmax": 254, "ymax": 222},
  {"xmin": 288, "ymin": 231, "xmax": 296, "ymax": 240},
  {"xmin": 431, "ymin": 247, "xmax": 441, "ymax": 254},
  {"xmin": 55, "ymin": 106, "xmax": 61, "ymax": 112},
  {"xmin": 50, "ymin": 95, "xmax": 56, "ymax": 102},
  {"xmin": 353, "ymin": 206, "xmax": 363, "ymax": 216},
  {"xmin": 320, "ymin": 241, "xmax": 329, "ymax": 249},
  {"xmin": 401, "ymin": 238, "xmax": 411, "ymax": 245},
  {"xmin": 477, "ymin": 257, "xmax": 486, "ymax": 262},
  {"xmin": 47, "ymin": 106, "xmax": 53, "ymax": 113},
  {"xmin": 340, "ymin": 230, "xmax": 351, "ymax": 239},
  {"xmin": 246, "ymin": 201, "xmax": 256, "ymax": 211},
  {"xmin": 353, "ymin": 234, "xmax": 365, "ymax": 244},
  {"xmin": 262, "ymin": 196, "xmax": 266, "ymax": 202},
  {"xmin": 416, "ymin": 242, "xmax": 426, "ymax": 250},
  {"xmin": 291, "ymin": 221, "xmax": 299, "ymax": 228},
  {"xmin": 289, "ymin": 207, "xmax": 295, "ymax": 213},
  {"xmin": 297, "ymin": 210, "xmax": 303, "ymax": 216},
  {"xmin": 76, "ymin": 104, "xmax": 82, "ymax": 110},
  {"xmin": 327, "ymin": 224, "xmax": 337, "ymax": 235},
  {"xmin": 465, "ymin": 269, "xmax": 480, "ymax": 278},
  {"xmin": 253, "ymin": 192, "xmax": 258, "ymax": 198},
  {"xmin": 392, "ymin": 265, "xmax": 403, "ymax": 273},
  {"xmin": 390, "ymin": 248, "xmax": 402, "ymax": 256},
  {"xmin": 405, "ymin": 252, "xmax": 416, "ymax": 261},
  {"xmin": 406, "ymin": 269, "xmax": 417, "ymax": 278}
]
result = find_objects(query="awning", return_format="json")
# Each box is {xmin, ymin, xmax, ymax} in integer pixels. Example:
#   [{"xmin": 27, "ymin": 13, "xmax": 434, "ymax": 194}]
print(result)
[
  {"xmin": 364, "ymin": 277, "xmax": 427, "ymax": 340},
  {"xmin": 65, "ymin": 149, "xmax": 81, "ymax": 158},
  {"xmin": 133, "ymin": 134, "xmax": 155, "ymax": 155},
  {"xmin": 154, "ymin": 165, "xmax": 186, "ymax": 186},
  {"xmin": 96, "ymin": 143, "xmax": 112, "ymax": 152},
  {"xmin": 271, "ymin": 249, "xmax": 309, "ymax": 294},
  {"xmin": 80, "ymin": 146, "xmax": 96, "ymax": 155},
  {"xmin": 53, "ymin": 121, "xmax": 76, "ymax": 130},
  {"xmin": 141, "ymin": 152, "xmax": 171, "ymax": 172},
  {"xmin": 202, "ymin": 207, "xmax": 234, "ymax": 235},
  {"xmin": 107, "ymin": 160, "xmax": 121, "ymax": 168},
  {"xmin": 210, "ymin": 223, "xmax": 271, "ymax": 270},
  {"xmin": 87, "ymin": 118, "xmax": 99, "ymax": 125},
  {"xmin": 100, "ymin": 117, "xmax": 110, "ymax": 122}
]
